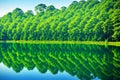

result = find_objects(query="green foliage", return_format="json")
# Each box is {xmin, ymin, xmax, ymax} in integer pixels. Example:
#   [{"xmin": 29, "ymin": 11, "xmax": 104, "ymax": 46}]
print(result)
[
  {"xmin": 60, "ymin": 6, "xmax": 67, "ymax": 11},
  {"xmin": 0, "ymin": 0, "xmax": 120, "ymax": 41},
  {"xmin": 46, "ymin": 5, "xmax": 56, "ymax": 11},
  {"xmin": 35, "ymin": 4, "xmax": 47, "ymax": 14}
]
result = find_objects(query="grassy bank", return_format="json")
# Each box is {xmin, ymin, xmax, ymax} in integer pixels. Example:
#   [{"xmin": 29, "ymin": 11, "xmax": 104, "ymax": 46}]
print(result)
[{"xmin": 0, "ymin": 40, "xmax": 120, "ymax": 46}]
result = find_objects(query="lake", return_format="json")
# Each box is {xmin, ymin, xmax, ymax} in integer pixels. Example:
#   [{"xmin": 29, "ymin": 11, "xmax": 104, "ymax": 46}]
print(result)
[{"xmin": 0, "ymin": 43, "xmax": 120, "ymax": 80}]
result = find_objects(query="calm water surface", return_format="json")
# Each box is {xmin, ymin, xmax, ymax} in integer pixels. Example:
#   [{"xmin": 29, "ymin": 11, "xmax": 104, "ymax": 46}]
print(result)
[{"xmin": 0, "ymin": 43, "xmax": 120, "ymax": 80}]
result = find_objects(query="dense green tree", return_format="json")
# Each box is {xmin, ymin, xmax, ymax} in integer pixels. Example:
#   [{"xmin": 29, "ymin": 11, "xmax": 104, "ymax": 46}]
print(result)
[
  {"xmin": 35, "ymin": 4, "xmax": 47, "ymax": 13},
  {"xmin": 46, "ymin": 5, "xmax": 56, "ymax": 11},
  {"xmin": 25, "ymin": 10, "xmax": 34, "ymax": 16},
  {"xmin": 0, "ymin": 0, "xmax": 119, "ymax": 41},
  {"xmin": 60, "ymin": 6, "xmax": 67, "ymax": 11},
  {"xmin": 12, "ymin": 8, "xmax": 24, "ymax": 20},
  {"xmin": 111, "ymin": 1, "xmax": 120, "ymax": 41}
]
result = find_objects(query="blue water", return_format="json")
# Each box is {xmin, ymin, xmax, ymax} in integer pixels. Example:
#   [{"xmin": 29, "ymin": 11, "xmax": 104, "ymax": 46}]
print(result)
[
  {"xmin": 0, "ymin": 63, "xmax": 101, "ymax": 80},
  {"xmin": 0, "ymin": 63, "xmax": 79, "ymax": 80}
]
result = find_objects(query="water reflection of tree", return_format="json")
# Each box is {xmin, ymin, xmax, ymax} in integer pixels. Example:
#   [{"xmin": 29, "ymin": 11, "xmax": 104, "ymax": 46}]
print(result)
[
  {"xmin": 112, "ymin": 47, "xmax": 120, "ymax": 80},
  {"xmin": 0, "ymin": 43, "xmax": 120, "ymax": 80}
]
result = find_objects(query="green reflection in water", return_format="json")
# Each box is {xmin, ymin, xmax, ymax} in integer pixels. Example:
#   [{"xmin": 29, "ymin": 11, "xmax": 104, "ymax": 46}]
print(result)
[{"xmin": 0, "ymin": 43, "xmax": 120, "ymax": 80}]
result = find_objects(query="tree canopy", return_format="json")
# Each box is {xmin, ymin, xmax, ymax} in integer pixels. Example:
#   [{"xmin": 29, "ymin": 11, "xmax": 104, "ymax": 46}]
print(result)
[{"xmin": 0, "ymin": 0, "xmax": 120, "ymax": 41}]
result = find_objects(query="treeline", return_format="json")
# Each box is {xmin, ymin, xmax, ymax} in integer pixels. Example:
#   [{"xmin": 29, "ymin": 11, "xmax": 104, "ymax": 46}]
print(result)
[{"xmin": 0, "ymin": 0, "xmax": 120, "ymax": 41}]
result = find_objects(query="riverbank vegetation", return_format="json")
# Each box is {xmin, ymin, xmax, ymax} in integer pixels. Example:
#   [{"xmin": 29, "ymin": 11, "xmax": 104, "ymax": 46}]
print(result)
[{"xmin": 0, "ymin": 41, "xmax": 120, "ymax": 46}]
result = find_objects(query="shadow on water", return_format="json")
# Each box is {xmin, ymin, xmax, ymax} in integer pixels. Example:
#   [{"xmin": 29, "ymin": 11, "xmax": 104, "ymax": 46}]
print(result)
[{"xmin": 0, "ymin": 43, "xmax": 120, "ymax": 80}]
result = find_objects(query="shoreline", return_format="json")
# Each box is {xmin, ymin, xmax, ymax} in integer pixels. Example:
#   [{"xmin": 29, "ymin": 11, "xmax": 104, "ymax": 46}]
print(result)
[{"xmin": 0, "ymin": 40, "xmax": 120, "ymax": 46}]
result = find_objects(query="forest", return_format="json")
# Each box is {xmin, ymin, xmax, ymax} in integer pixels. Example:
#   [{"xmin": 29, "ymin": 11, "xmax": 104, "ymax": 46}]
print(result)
[{"xmin": 0, "ymin": 0, "xmax": 120, "ymax": 41}]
